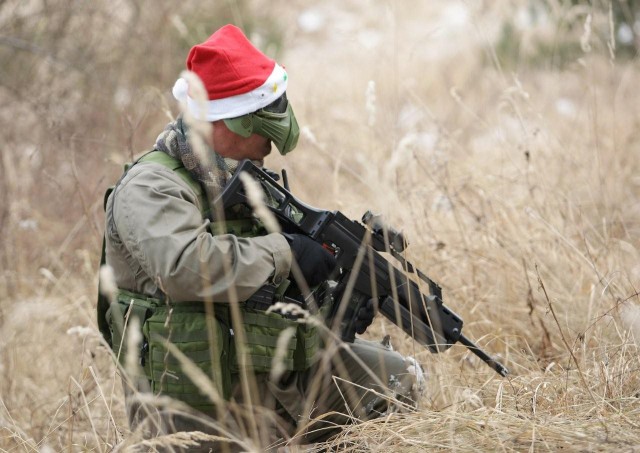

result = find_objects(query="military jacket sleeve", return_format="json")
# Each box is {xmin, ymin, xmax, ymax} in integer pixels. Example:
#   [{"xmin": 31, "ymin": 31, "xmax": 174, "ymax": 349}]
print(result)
[{"xmin": 105, "ymin": 161, "xmax": 292, "ymax": 302}]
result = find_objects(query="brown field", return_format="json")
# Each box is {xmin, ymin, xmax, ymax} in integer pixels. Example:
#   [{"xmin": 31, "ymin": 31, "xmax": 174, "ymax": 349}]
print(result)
[{"xmin": 1, "ymin": 1, "xmax": 639, "ymax": 451}]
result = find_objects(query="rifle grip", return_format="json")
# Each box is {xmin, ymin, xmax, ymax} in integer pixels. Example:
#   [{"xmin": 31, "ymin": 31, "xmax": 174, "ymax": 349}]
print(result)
[{"xmin": 338, "ymin": 290, "xmax": 369, "ymax": 343}]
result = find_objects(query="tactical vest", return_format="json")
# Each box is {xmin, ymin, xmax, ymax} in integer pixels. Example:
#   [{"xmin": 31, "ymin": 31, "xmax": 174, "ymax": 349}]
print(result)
[{"xmin": 98, "ymin": 151, "xmax": 326, "ymax": 415}]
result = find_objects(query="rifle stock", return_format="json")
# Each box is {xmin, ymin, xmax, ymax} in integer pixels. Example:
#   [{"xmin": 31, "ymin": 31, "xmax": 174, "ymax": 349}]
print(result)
[{"xmin": 215, "ymin": 160, "xmax": 509, "ymax": 377}]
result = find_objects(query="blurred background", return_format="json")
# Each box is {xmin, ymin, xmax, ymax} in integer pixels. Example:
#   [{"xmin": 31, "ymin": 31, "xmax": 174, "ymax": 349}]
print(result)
[{"xmin": 1, "ymin": 0, "xmax": 639, "ymax": 450}]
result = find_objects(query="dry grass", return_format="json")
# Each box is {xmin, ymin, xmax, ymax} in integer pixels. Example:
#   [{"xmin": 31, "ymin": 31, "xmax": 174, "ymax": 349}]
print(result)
[{"xmin": 2, "ymin": 0, "xmax": 640, "ymax": 451}]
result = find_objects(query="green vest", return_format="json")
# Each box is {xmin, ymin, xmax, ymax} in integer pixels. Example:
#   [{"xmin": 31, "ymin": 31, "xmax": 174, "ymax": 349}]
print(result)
[{"xmin": 98, "ymin": 151, "xmax": 325, "ymax": 414}]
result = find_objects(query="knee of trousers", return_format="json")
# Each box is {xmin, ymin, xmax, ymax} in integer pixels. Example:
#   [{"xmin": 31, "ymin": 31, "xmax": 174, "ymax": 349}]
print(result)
[{"xmin": 344, "ymin": 338, "xmax": 426, "ymax": 402}]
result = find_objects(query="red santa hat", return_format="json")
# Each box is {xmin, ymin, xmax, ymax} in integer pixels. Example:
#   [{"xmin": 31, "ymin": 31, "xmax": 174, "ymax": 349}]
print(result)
[{"xmin": 172, "ymin": 24, "xmax": 288, "ymax": 121}]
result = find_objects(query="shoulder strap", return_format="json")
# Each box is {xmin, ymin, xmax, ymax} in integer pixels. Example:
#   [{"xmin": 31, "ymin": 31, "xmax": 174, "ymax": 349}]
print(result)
[{"xmin": 138, "ymin": 151, "xmax": 209, "ymax": 216}]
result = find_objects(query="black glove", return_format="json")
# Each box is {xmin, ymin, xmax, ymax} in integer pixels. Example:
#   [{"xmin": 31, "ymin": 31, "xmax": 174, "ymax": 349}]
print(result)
[
  {"xmin": 354, "ymin": 298, "xmax": 376, "ymax": 335},
  {"xmin": 284, "ymin": 233, "xmax": 337, "ymax": 288}
]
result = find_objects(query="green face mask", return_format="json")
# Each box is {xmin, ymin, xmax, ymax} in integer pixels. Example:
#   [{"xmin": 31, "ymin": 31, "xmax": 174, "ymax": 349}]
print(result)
[{"xmin": 223, "ymin": 93, "xmax": 300, "ymax": 155}]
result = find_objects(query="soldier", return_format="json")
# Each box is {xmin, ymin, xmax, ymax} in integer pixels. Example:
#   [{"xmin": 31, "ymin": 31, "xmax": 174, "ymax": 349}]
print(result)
[{"xmin": 98, "ymin": 24, "xmax": 423, "ymax": 451}]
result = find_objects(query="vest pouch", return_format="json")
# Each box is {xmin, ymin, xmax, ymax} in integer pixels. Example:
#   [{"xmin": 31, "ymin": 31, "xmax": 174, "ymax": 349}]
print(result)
[
  {"xmin": 295, "ymin": 323, "xmax": 321, "ymax": 370},
  {"xmin": 143, "ymin": 304, "xmax": 232, "ymax": 413},
  {"xmin": 294, "ymin": 289, "xmax": 334, "ymax": 370},
  {"xmin": 230, "ymin": 308, "xmax": 299, "ymax": 373},
  {"xmin": 105, "ymin": 291, "xmax": 159, "ymax": 376}
]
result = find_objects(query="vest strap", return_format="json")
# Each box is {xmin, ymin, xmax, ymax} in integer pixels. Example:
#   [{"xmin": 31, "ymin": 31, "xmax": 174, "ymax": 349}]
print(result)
[{"xmin": 138, "ymin": 151, "xmax": 210, "ymax": 218}]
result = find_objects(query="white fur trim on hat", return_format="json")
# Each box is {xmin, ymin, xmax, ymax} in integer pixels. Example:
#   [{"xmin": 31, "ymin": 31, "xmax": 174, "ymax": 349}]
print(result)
[{"xmin": 173, "ymin": 63, "xmax": 288, "ymax": 121}]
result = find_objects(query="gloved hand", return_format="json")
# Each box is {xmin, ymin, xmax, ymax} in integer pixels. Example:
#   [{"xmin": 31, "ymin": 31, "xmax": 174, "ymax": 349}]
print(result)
[
  {"xmin": 284, "ymin": 233, "xmax": 337, "ymax": 288},
  {"xmin": 355, "ymin": 298, "xmax": 377, "ymax": 335}
]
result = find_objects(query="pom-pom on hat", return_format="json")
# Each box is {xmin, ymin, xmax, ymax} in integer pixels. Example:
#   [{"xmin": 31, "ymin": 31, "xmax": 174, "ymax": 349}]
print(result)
[{"xmin": 172, "ymin": 24, "xmax": 288, "ymax": 121}]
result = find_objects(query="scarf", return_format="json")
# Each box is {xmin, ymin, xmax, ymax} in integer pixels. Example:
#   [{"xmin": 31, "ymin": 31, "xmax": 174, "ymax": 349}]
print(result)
[{"xmin": 154, "ymin": 116, "xmax": 239, "ymax": 196}]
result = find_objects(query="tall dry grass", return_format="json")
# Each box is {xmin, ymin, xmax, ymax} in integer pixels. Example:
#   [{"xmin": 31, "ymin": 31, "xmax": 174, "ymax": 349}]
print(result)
[{"xmin": 1, "ymin": 0, "xmax": 640, "ymax": 451}]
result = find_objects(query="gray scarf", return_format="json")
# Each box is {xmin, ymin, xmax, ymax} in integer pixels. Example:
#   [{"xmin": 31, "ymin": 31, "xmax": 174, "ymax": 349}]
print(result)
[{"xmin": 154, "ymin": 116, "xmax": 239, "ymax": 196}]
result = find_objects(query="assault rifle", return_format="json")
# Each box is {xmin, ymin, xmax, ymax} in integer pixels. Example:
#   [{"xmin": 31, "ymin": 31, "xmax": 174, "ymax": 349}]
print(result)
[{"xmin": 214, "ymin": 160, "xmax": 508, "ymax": 377}]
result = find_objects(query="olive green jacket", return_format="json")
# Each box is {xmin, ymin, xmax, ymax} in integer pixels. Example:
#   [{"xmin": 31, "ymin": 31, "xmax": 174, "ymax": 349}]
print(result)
[{"xmin": 104, "ymin": 161, "xmax": 292, "ymax": 302}]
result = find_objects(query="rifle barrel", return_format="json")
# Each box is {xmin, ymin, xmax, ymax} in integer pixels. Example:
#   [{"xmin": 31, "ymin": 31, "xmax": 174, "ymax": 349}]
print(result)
[{"xmin": 458, "ymin": 334, "xmax": 509, "ymax": 377}]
